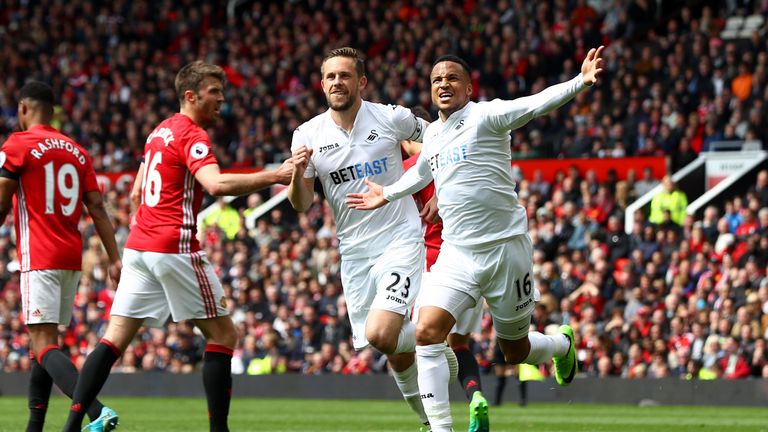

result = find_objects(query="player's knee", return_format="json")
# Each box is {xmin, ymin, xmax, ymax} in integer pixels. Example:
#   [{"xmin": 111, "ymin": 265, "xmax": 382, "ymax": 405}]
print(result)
[
  {"xmin": 415, "ymin": 322, "xmax": 444, "ymax": 346},
  {"xmin": 214, "ymin": 326, "xmax": 238, "ymax": 349},
  {"xmin": 201, "ymin": 318, "xmax": 238, "ymax": 349},
  {"xmin": 365, "ymin": 328, "xmax": 397, "ymax": 354}
]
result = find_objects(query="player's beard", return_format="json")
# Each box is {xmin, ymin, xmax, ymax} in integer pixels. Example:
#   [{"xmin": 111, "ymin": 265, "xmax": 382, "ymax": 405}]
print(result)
[{"xmin": 327, "ymin": 92, "xmax": 355, "ymax": 112}]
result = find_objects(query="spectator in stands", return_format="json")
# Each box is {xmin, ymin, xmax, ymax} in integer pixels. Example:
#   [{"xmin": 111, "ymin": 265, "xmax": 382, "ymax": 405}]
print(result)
[
  {"xmin": 719, "ymin": 336, "xmax": 752, "ymax": 379},
  {"xmin": 203, "ymin": 198, "xmax": 243, "ymax": 240},
  {"xmin": 672, "ymin": 137, "xmax": 698, "ymax": 171},
  {"xmin": 633, "ymin": 167, "xmax": 660, "ymax": 198},
  {"xmin": 732, "ymin": 62, "xmax": 754, "ymax": 102},
  {"xmin": 649, "ymin": 176, "xmax": 689, "ymax": 226},
  {"xmin": 751, "ymin": 169, "xmax": 768, "ymax": 207}
]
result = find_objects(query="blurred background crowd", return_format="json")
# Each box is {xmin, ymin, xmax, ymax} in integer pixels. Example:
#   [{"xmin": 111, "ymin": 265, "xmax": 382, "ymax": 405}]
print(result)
[{"xmin": 0, "ymin": 0, "xmax": 767, "ymax": 383}]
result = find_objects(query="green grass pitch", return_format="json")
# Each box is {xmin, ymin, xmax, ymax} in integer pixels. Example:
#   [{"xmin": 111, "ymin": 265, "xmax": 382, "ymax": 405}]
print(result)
[{"xmin": 1, "ymin": 396, "xmax": 766, "ymax": 431}]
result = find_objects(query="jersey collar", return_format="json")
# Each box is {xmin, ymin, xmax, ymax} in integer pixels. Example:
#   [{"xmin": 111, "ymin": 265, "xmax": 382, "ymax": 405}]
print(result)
[
  {"xmin": 25, "ymin": 124, "xmax": 56, "ymax": 133},
  {"xmin": 327, "ymin": 100, "xmax": 368, "ymax": 146},
  {"xmin": 438, "ymin": 101, "xmax": 471, "ymax": 130}
]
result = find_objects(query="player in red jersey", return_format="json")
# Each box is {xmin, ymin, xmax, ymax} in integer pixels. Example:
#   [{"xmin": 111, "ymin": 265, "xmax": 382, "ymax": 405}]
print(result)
[
  {"xmin": 63, "ymin": 61, "xmax": 295, "ymax": 432},
  {"xmin": 0, "ymin": 81, "xmax": 122, "ymax": 432},
  {"xmin": 402, "ymin": 106, "xmax": 490, "ymax": 432}
]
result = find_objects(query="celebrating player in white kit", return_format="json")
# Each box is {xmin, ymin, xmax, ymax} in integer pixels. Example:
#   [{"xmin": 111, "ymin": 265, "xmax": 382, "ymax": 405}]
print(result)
[
  {"xmin": 401, "ymin": 107, "xmax": 490, "ymax": 432},
  {"xmin": 288, "ymin": 47, "xmax": 457, "ymax": 430},
  {"xmin": 63, "ymin": 61, "xmax": 294, "ymax": 432},
  {"xmin": 348, "ymin": 46, "xmax": 605, "ymax": 431}
]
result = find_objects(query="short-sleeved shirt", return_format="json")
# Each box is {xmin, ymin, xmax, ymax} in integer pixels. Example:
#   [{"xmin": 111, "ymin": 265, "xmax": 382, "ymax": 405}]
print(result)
[
  {"xmin": 126, "ymin": 113, "xmax": 218, "ymax": 254},
  {"xmin": 291, "ymin": 101, "xmax": 427, "ymax": 259},
  {"xmin": 0, "ymin": 124, "xmax": 99, "ymax": 271}
]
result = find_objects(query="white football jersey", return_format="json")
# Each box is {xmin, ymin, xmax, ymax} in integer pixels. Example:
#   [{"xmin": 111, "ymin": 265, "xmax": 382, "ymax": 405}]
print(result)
[
  {"xmin": 384, "ymin": 74, "xmax": 587, "ymax": 247},
  {"xmin": 292, "ymin": 101, "xmax": 428, "ymax": 258}
]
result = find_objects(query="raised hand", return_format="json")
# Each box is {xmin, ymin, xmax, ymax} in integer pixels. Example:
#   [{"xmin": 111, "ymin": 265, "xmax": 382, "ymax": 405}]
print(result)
[
  {"xmin": 346, "ymin": 177, "xmax": 388, "ymax": 210},
  {"xmin": 291, "ymin": 145, "xmax": 313, "ymax": 177},
  {"xmin": 581, "ymin": 45, "xmax": 604, "ymax": 86},
  {"xmin": 292, "ymin": 145, "xmax": 313, "ymax": 171}
]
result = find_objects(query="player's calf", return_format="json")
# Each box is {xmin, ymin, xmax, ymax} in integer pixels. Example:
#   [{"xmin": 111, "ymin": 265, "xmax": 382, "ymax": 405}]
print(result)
[{"xmin": 498, "ymin": 337, "xmax": 530, "ymax": 365}]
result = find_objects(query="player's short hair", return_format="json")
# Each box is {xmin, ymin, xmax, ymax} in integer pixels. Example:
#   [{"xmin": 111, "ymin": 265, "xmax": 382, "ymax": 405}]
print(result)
[
  {"xmin": 432, "ymin": 55, "xmax": 472, "ymax": 77},
  {"xmin": 19, "ymin": 81, "xmax": 55, "ymax": 107},
  {"xmin": 322, "ymin": 47, "xmax": 365, "ymax": 78},
  {"xmin": 410, "ymin": 106, "xmax": 432, "ymax": 122},
  {"xmin": 175, "ymin": 61, "xmax": 226, "ymax": 102}
]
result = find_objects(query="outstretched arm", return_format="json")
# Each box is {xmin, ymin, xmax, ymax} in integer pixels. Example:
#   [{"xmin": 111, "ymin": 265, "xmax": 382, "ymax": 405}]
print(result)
[
  {"xmin": 195, "ymin": 159, "xmax": 294, "ymax": 197},
  {"xmin": 485, "ymin": 46, "xmax": 604, "ymax": 132},
  {"xmin": 347, "ymin": 155, "xmax": 433, "ymax": 210}
]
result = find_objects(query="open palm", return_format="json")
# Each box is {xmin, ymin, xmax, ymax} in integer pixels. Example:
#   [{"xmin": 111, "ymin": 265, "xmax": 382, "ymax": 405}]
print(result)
[
  {"xmin": 346, "ymin": 178, "xmax": 388, "ymax": 210},
  {"xmin": 581, "ymin": 45, "xmax": 605, "ymax": 86}
]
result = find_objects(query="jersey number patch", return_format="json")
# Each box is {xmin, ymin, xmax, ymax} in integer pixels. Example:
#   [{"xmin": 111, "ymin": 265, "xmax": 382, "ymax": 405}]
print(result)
[
  {"xmin": 142, "ymin": 150, "xmax": 163, "ymax": 207},
  {"xmin": 514, "ymin": 272, "xmax": 532, "ymax": 300},
  {"xmin": 384, "ymin": 272, "xmax": 411, "ymax": 299},
  {"xmin": 44, "ymin": 162, "xmax": 79, "ymax": 216}
]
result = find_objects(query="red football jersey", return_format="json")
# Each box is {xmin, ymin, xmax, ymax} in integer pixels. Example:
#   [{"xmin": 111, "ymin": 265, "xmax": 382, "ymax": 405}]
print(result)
[
  {"xmin": 126, "ymin": 113, "xmax": 217, "ymax": 254},
  {"xmin": 0, "ymin": 124, "xmax": 100, "ymax": 271},
  {"xmin": 403, "ymin": 151, "xmax": 443, "ymax": 270}
]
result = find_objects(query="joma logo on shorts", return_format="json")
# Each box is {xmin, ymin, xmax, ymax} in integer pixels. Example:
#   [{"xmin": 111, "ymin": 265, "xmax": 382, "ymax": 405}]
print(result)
[
  {"xmin": 386, "ymin": 295, "xmax": 405, "ymax": 305},
  {"xmin": 421, "ymin": 393, "xmax": 434, "ymax": 399},
  {"xmin": 515, "ymin": 298, "xmax": 533, "ymax": 311}
]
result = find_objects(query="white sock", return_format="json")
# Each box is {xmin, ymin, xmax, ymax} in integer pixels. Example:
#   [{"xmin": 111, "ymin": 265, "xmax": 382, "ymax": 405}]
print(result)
[
  {"xmin": 524, "ymin": 331, "xmax": 570, "ymax": 364},
  {"xmin": 392, "ymin": 362, "xmax": 428, "ymax": 424},
  {"xmin": 394, "ymin": 320, "xmax": 416, "ymax": 354},
  {"xmin": 416, "ymin": 343, "xmax": 452, "ymax": 432}
]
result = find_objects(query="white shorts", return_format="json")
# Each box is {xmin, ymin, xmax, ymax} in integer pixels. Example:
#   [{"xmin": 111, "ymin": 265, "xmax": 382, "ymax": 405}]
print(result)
[
  {"xmin": 341, "ymin": 241, "xmax": 424, "ymax": 350},
  {"xmin": 20, "ymin": 269, "xmax": 80, "ymax": 325},
  {"xmin": 111, "ymin": 249, "xmax": 228, "ymax": 327},
  {"xmin": 420, "ymin": 235, "xmax": 538, "ymax": 341},
  {"xmin": 418, "ymin": 272, "xmax": 483, "ymax": 336},
  {"xmin": 453, "ymin": 296, "xmax": 483, "ymax": 335}
]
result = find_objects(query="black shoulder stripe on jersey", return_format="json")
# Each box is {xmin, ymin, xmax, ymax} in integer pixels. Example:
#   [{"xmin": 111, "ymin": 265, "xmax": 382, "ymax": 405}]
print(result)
[
  {"xmin": 0, "ymin": 168, "xmax": 19, "ymax": 181},
  {"xmin": 408, "ymin": 117, "xmax": 423, "ymax": 140}
]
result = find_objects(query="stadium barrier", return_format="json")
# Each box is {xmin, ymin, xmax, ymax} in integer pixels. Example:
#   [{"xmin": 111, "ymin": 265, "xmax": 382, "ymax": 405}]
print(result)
[
  {"xmin": 512, "ymin": 156, "xmax": 666, "ymax": 183},
  {"xmin": 1, "ymin": 374, "xmax": 766, "ymax": 407}
]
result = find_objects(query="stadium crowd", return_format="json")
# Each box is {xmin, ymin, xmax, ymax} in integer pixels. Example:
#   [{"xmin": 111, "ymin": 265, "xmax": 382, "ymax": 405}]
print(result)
[{"xmin": 0, "ymin": 0, "xmax": 767, "ymax": 383}]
